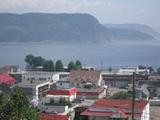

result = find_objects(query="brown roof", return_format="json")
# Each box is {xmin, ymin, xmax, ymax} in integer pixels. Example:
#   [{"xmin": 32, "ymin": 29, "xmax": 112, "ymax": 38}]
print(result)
[{"xmin": 69, "ymin": 70, "xmax": 101, "ymax": 83}]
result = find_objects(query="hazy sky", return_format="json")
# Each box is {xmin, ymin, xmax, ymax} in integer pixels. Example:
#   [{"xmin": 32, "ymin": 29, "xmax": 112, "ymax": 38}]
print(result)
[{"xmin": 0, "ymin": 0, "xmax": 160, "ymax": 27}]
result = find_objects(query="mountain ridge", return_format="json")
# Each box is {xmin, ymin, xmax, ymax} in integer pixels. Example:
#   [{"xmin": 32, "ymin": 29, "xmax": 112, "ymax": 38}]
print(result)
[{"xmin": 0, "ymin": 13, "xmax": 154, "ymax": 43}]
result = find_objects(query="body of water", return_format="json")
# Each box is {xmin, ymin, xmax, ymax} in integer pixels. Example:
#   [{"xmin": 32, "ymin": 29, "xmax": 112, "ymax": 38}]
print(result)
[{"xmin": 0, "ymin": 40, "xmax": 160, "ymax": 70}]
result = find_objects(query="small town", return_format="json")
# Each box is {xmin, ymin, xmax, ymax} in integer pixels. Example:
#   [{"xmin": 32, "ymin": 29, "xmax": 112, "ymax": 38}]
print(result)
[
  {"xmin": 0, "ymin": 1, "xmax": 160, "ymax": 120},
  {"xmin": 0, "ymin": 55, "xmax": 160, "ymax": 120}
]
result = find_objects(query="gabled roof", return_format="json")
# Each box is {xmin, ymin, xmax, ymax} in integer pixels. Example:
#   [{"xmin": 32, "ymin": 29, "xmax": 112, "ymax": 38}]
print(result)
[
  {"xmin": 48, "ymin": 87, "xmax": 77, "ymax": 96},
  {"xmin": 92, "ymin": 99, "xmax": 148, "ymax": 110},
  {"xmin": 40, "ymin": 113, "xmax": 69, "ymax": 120},
  {"xmin": 69, "ymin": 70, "xmax": 101, "ymax": 83},
  {"xmin": 0, "ymin": 74, "xmax": 16, "ymax": 85},
  {"xmin": 81, "ymin": 99, "xmax": 148, "ymax": 118}
]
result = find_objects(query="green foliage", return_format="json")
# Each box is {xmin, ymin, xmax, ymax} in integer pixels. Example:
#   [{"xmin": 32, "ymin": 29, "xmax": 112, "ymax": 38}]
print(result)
[
  {"xmin": 110, "ymin": 91, "xmax": 129, "ymax": 100},
  {"xmin": 25, "ymin": 54, "xmax": 83, "ymax": 72},
  {"xmin": 25, "ymin": 54, "xmax": 34, "ymax": 66},
  {"xmin": 108, "ymin": 67, "xmax": 112, "ymax": 72},
  {"xmin": 68, "ymin": 60, "xmax": 82, "ymax": 71},
  {"xmin": 0, "ymin": 84, "xmax": 11, "ymax": 95},
  {"xmin": 75, "ymin": 60, "xmax": 82, "ymax": 70},
  {"xmin": 25, "ymin": 54, "xmax": 54, "ymax": 72},
  {"xmin": 68, "ymin": 61, "xmax": 76, "ymax": 71},
  {"xmin": 32, "ymin": 56, "xmax": 45, "ymax": 67},
  {"xmin": 55, "ymin": 60, "xmax": 64, "ymax": 72},
  {"xmin": 43, "ymin": 60, "xmax": 54, "ymax": 71},
  {"xmin": 0, "ymin": 86, "xmax": 39, "ymax": 120}
]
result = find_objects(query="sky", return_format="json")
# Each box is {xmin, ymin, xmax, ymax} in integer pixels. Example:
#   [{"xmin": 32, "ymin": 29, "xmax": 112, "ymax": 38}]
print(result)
[{"xmin": 0, "ymin": 0, "xmax": 160, "ymax": 27}]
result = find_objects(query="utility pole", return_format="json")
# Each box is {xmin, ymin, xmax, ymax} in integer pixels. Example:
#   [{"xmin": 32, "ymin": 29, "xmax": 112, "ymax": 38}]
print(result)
[{"xmin": 132, "ymin": 72, "xmax": 135, "ymax": 120}]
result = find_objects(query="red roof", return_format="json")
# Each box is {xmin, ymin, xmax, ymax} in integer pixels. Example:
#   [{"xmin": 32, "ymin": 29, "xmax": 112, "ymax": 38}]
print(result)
[
  {"xmin": 48, "ymin": 87, "xmax": 77, "ymax": 96},
  {"xmin": 0, "ymin": 74, "xmax": 16, "ymax": 85},
  {"xmin": 40, "ymin": 113, "xmax": 69, "ymax": 120},
  {"xmin": 81, "ymin": 99, "xmax": 148, "ymax": 118}
]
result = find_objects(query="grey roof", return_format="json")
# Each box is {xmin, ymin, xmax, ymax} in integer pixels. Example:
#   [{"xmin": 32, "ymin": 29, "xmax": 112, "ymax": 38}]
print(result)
[{"xmin": 17, "ymin": 80, "xmax": 50, "ymax": 89}]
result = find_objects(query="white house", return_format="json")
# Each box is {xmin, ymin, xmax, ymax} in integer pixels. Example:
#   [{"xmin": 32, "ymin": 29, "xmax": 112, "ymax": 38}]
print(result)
[
  {"xmin": 17, "ymin": 80, "xmax": 51, "ymax": 100},
  {"xmin": 46, "ymin": 87, "xmax": 77, "ymax": 102},
  {"xmin": 22, "ymin": 71, "xmax": 69, "ymax": 82},
  {"xmin": 55, "ymin": 70, "xmax": 106, "ymax": 99}
]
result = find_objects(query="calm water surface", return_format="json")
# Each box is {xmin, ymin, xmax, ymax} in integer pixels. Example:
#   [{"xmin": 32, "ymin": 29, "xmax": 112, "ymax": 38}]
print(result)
[{"xmin": 0, "ymin": 40, "xmax": 160, "ymax": 69}]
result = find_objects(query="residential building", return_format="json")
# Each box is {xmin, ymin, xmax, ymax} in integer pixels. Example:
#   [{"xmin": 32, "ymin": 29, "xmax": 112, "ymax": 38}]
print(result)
[
  {"xmin": 69, "ymin": 70, "xmax": 103, "ymax": 88},
  {"xmin": 22, "ymin": 71, "xmax": 54, "ymax": 81},
  {"xmin": 22, "ymin": 71, "xmax": 69, "ymax": 83},
  {"xmin": 77, "ymin": 87, "xmax": 106, "ymax": 99},
  {"xmin": 56, "ymin": 70, "xmax": 107, "ymax": 99},
  {"xmin": 148, "ymin": 74, "xmax": 160, "ymax": 81},
  {"xmin": 17, "ymin": 80, "xmax": 50, "ymax": 100},
  {"xmin": 46, "ymin": 87, "xmax": 77, "ymax": 102},
  {"xmin": 81, "ymin": 99, "xmax": 149, "ymax": 120},
  {"xmin": 102, "ymin": 72, "xmax": 148, "ymax": 88},
  {"xmin": 137, "ymin": 80, "xmax": 160, "ymax": 98}
]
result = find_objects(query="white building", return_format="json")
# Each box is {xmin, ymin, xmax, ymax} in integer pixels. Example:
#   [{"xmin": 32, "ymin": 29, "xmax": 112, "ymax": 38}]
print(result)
[
  {"xmin": 22, "ymin": 71, "xmax": 69, "ymax": 83},
  {"xmin": 17, "ymin": 80, "xmax": 51, "ymax": 100},
  {"xmin": 46, "ymin": 87, "xmax": 77, "ymax": 102},
  {"xmin": 118, "ymin": 67, "xmax": 150, "ymax": 75}
]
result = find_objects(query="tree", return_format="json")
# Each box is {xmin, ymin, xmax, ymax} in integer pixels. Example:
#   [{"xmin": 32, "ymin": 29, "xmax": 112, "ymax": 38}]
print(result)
[
  {"xmin": 25, "ymin": 54, "xmax": 34, "ymax": 66},
  {"xmin": 43, "ymin": 60, "xmax": 54, "ymax": 71},
  {"xmin": 55, "ymin": 60, "xmax": 64, "ymax": 72},
  {"xmin": 33, "ymin": 56, "xmax": 45, "ymax": 67},
  {"xmin": 110, "ymin": 91, "xmax": 129, "ymax": 100},
  {"xmin": 68, "ymin": 61, "xmax": 75, "ymax": 71},
  {"xmin": 0, "ymin": 86, "xmax": 39, "ymax": 120},
  {"xmin": 108, "ymin": 67, "xmax": 112, "ymax": 73},
  {"xmin": 75, "ymin": 60, "xmax": 82, "ymax": 70}
]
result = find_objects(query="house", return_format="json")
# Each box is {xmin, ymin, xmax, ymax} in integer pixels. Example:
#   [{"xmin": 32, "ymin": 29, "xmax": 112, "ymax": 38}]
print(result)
[
  {"xmin": 56, "ymin": 70, "xmax": 106, "ymax": 99},
  {"xmin": 40, "ymin": 113, "xmax": 69, "ymax": 120},
  {"xmin": 102, "ymin": 72, "xmax": 148, "ymax": 88},
  {"xmin": 38, "ymin": 88, "xmax": 77, "ymax": 119},
  {"xmin": 22, "ymin": 71, "xmax": 69, "ymax": 83},
  {"xmin": 77, "ymin": 88, "xmax": 106, "ymax": 99},
  {"xmin": 17, "ymin": 80, "xmax": 50, "ymax": 100},
  {"xmin": 46, "ymin": 87, "xmax": 77, "ymax": 102},
  {"xmin": 148, "ymin": 74, "xmax": 160, "ymax": 81},
  {"xmin": 69, "ymin": 70, "xmax": 103, "ymax": 88},
  {"xmin": 137, "ymin": 80, "xmax": 160, "ymax": 98},
  {"xmin": 0, "ymin": 74, "xmax": 16, "ymax": 85},
  {"xmin": 81, "ymin": 99, "xmax": 149, "ymax": 120},
  {"xmin": 22, "ymin": 71, "xmax": 55, "ymax": 81}
]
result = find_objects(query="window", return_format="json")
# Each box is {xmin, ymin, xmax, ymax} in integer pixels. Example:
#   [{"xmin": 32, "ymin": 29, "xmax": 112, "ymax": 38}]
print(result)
[
  {"xmin": 60, "ymin": 82, "xmax": 62, "ymax": 86},
  {"xmin": 77, "ymin": 83, "xmax": 80, "ymax": 87}
]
